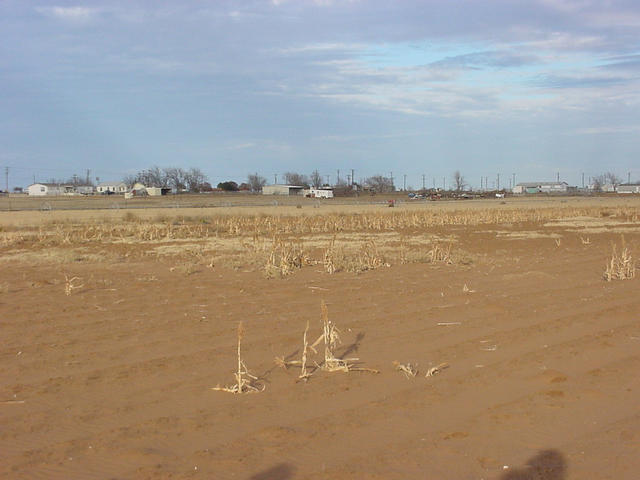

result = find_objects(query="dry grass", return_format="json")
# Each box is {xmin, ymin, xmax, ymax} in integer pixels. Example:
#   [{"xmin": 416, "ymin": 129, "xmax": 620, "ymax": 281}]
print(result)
[{"xmin": 4, "ymin": 205, "xmax": 639, "ymax": 248}]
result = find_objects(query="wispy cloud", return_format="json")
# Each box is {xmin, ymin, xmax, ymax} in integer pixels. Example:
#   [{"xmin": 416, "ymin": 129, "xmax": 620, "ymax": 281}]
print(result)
[{"xmin": 36, "ymin": 6, "xmax": 99, "ymax": 22}]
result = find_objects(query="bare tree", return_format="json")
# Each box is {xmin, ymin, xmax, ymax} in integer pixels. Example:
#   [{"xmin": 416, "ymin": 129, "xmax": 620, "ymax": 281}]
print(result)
[
  {"xmin": 452, "ymin": 170, "xmax": 466, "ymax": 192},
  {"xmin": 603, "ymin": 171, "xmax": 621, "ymax": 185},
  {"xmin": 247, "ymin": 173, "xmax": 267, "ymax": 192},
  {"xmin": 593, "ymin": 171, "xmax": 621, "ymax": 191},
  {"xmin": 365, "ymin": 175, "xmax": 394, "ymax": 193},
  {"xmin": 142, "ymin": 166, "xmax": 166, "ymax": 187},
  {"xmin": 310, "ymin": 169, "xmax": 323, "ymax": 189},
  {"xmin": 184, "ymin": 167, "xmax": 207, "ymax": 192},
  {"xmin": 122, "ymin": 174, "xmax": 137, "ymax": 188},
  {"xmin": 163, "ymin": 167, "xmax": 186, "ymax": 191},
  {"xmin": 284, "ymin": 172, "xmax": 309, "ymax": 187}
]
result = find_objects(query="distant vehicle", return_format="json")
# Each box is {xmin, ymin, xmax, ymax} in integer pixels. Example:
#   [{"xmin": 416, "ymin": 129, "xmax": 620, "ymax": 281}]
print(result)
[{"xmin": 495, "ymin": 193, "xmax": 505, "ymax": 198}]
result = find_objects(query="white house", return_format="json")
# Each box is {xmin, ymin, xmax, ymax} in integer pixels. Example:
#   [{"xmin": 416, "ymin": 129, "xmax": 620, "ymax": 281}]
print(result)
[
  {"xmin": 96, "ymin": 182, "xmax": 128, "ymax": 194},
  {"xmin": 27, "ymin": 183, "xmax": 68, "ymax": 196}
]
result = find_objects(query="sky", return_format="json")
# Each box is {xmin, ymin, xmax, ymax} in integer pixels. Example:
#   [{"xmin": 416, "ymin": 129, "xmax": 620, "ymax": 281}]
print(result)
[{"xmin": 1, "ymin": 0, "xmax": 639, "ymax": 190}]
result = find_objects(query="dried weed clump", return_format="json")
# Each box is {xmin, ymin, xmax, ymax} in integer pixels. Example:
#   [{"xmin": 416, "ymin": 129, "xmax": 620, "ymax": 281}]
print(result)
[
  {"xmin": 604, "ymin": 239, "xmax": 636, "ymax": 281},
  {"xmin": 264, "ymin": 237, "xmax": 315, "ymax": 277},
  {"xmin": 322, "ymin": 238, "xmax": 389, "ymax": 274},
  {"xmin": 427, "ymin": 242, "xmax": 453, "ymax": 264}
]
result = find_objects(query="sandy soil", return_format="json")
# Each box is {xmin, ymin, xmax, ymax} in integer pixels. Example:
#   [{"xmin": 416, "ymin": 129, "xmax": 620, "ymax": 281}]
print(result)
[{"xmin": 1, "ymin": 202, "xmax": 639, "ymax": 479}]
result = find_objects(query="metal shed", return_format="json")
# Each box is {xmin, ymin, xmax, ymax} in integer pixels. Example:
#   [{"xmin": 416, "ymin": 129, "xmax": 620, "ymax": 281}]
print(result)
[{"xmin": 262, "ymin": 185, "xmax": 305, "ymax": 195}]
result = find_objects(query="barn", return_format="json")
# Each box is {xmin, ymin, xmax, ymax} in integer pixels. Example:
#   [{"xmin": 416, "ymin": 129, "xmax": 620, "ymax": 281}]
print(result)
[{"xmin": 262, "ymin": 185, "xmax": 305, "ymax": 195}]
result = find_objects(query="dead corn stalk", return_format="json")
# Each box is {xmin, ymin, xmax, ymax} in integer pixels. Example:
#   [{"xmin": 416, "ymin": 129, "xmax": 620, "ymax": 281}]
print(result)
[
  {"xmin": 275, "ymin": 320, "xmax": 313, "ymax": 381},
  {"xmin": 311, "ymin": 301, "xmax": 378, "ymax": 374},
  {"xmin": 64, "ymin": 276, "xmax": 84, "ymax": 296},
  {"xmin": 393, "ymin": 361, "xmax": 418, "ymax": 379},
  {"xmin": 604, "ymin": 241, "xmax": 635, "ymax": 281},
  {"xmin": 425, "ymin": 363, "xmax": 449, "ymax": 377},
  {"xmin": 323, "ymin": 236, "xmax": 337, "ymax": 274},
  {"xmin": 212, "ymin": 322, "xmax": 264, "ymax": 394}
]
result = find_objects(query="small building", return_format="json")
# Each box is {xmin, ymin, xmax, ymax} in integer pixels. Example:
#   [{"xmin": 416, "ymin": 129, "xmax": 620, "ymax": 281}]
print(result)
[
  {"xmin": 262, "ymin": 184, "xmax": 305, "ymax": 196},
  {"xmin": 27, "ymin": 183, "xmax": 68, "ymax": 196},
  {"xmin": 96, "ymin": 182, "xmax": 128, "ymax": 194},
  {"xmin": 617, "ymin": 183, "xmax": 640, "ymax": 194},
  {"xmin": 304, "ymin": 188, "xmax": 334, "ymax": 198},
  {"xmin": 145, "ymin": 186, "xmax": 171, "ymax": 196},
  {"xmin": 513, "ymin": 181, "xmax": 570, "ymax": 194}
]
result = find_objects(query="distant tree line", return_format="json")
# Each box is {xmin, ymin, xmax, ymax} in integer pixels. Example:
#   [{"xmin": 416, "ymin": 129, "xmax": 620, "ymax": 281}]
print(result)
[{"xmin": 123, "ymin": 167, "xmax": 210, "ymax": 193}]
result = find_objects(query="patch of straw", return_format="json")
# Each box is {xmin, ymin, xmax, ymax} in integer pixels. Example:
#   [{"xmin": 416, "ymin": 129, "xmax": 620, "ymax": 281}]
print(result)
[
  {"xmin": 425, "ymin": 363, "xmax": 449, "ymax": 377},
  {"xmin": 393, "ymin": 361, "xmax": 418, "ymax": 379}
]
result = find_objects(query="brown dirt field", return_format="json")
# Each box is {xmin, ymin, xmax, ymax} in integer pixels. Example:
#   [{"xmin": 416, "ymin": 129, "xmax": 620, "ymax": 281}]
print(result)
[{"xmin": 1, "ymin": 199, "xmax": 639, "ymax": 479}]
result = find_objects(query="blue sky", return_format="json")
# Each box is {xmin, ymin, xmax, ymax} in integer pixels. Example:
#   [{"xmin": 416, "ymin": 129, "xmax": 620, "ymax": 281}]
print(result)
[{"xmin": 1, "ymin": 0, "xmax": 639, "ymax": 189}]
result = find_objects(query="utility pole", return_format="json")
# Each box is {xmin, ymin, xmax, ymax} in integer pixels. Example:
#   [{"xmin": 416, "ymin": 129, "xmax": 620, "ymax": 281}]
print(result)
[
  {"xmin": 337, "ymin": 169, "xmax": 340, "ymax": 185},
  {"xmin": 4, "ymin": 167, "xmax": 8, "ymax": 193},
  {"xmin": 582, "ymin": 172, "xmax": 585, "ymax": 188},
  {"xmin": 480, "ymin": 177, "xmax": 483, "ymax": 191},
  {"xmin": 512, "ymin": 173, "xmax": 516, "ymax": 190},
  {"xmin": 556, "ymin": 171, "xmax": 560, "ymax": 182},
  {"xmin": 443, "ymin": 176, "xmax": 446, "ymax": 190},
  {"xmin": 274, "ymin": 174, "xmax": 278, "ymax": 184},
  {"xmin": 497, "ymin": 173, "xmax": 500, "ymax": 191},
  {"xmin": 347, "ymin": 174, "xmax": 351, "ymax": 185},
  {"xmin": 403, "ymin": 174, "xmax": 407, "ymax": 191},
  {"xmin": 628, "ymin": 172, "xmax": 631, "ymax": 184},
  {"xmin": 390, "ymin": 172, "xmax": 394, "ymax": 189},
  {"xmin": 86, "ymin": 169, "xmax": 91, "ymax": 185},
  {"xmin": 351, "ymin": 169, "xmax": 354, "ymax": 186},
  {"xmin": 422, "ymin": 174, "xmax": 426, "ymax": 190}
]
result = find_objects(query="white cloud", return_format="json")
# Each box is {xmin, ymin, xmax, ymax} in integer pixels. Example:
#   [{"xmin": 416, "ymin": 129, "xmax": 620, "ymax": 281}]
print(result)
[
  {"xmin": 571, "ymin": 125, "xmax": 640, "ymax": 135},
  {"xmin": 36, "ymin": 6, "xmax": 99, "ymax": 22}
]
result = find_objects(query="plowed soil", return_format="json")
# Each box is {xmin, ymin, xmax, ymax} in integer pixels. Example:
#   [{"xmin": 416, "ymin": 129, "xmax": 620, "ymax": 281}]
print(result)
[{"xmin": 1, "ymin": 201, "xmax": 639, "ymax": 479}]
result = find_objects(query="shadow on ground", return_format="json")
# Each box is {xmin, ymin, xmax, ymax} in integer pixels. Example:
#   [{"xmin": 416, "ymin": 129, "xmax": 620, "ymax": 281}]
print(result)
[
  {"xmin": 249, "ymin": 463, "xmax": 296, "ymax": 480},
  {"xmin": 501, "ymin": 449, "xmax": 566, "ymax": 480}
]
